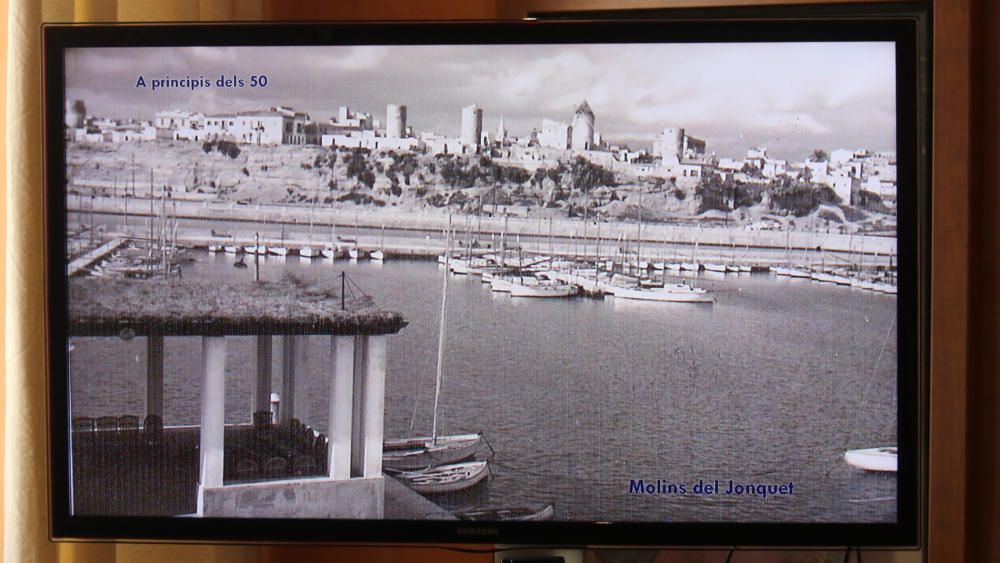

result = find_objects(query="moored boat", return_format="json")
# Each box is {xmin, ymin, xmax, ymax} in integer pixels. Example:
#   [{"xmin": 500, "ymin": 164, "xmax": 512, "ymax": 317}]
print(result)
[
  {"xmin": 844, "ymin": 447, "xmax": 897, "ymax": 472},
  {"xmin": 389, "ymin": 460, "xmax": 491, "ymax": 494},
  {"xmin": 510, "ymin": 281, "xmax": 576, "ymax": 298},
  {"xmin": 457, "ymin": 504, "xmax": 555, "ymax": 522},
  {"xmin": 298, "ymin": 246, "xmax": 319, "ymax": 258},
  {"xmin": 612, "ymin": 284, "xmax": 714, "ymax": 303},
  {"xmin": 490, "ymin": 278, "xmax": 513, "ymax": 293},
  {"xmin": 383, "ymin": 432, "xmax": 485, "ymax": 471}
]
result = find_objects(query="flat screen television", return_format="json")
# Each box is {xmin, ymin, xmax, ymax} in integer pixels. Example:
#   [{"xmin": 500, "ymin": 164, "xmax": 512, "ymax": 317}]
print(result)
[{"xmin": 44, "ymin": 1, "xmax": 930, "ymax": 549}]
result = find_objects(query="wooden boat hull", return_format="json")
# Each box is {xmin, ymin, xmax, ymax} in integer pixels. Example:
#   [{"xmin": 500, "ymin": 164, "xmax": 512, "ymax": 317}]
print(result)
[
  {"xmin": 612, "ymin": 285, "xmax": 713, "ymax": 303},
  {"xmin": 490, "ymin": 279, "xmax": 513, "ymax": 293},
  {"xmin": 844, "ymin": 447, "xmax": 897, "ymax": 472},
  {"xmin": 458, "ymin": 504, "xmax": 555, "ymax": 522},
  {"xmin": 383, "ymin": 433, "xmax": 484, "ymax": 471},
  {"xmin": 510, "ymin": 283, "xmax": 575, "ymax": 298},
  {"xmin": 393, "ymin": 460, "xmax": 490, "ymax": 494}
]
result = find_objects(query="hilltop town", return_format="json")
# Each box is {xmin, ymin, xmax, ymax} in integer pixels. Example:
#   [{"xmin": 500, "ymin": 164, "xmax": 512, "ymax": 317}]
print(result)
[{"xmin": 64, "ymin": 99, "xmax": 898, "ymax": 233}]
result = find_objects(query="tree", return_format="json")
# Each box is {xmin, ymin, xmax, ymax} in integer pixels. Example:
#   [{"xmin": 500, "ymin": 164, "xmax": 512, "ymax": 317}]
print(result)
[{"xmin": 810, "ymin": 149, "xmax": 829, "ymax": 162}]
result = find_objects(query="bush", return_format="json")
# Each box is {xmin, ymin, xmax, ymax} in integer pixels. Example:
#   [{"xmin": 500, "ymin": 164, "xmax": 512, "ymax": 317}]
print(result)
[
  {"xmin": 695, "ymin": 173, "xmax": 732, "ymax": 213},
  {"xmin": 768, "ymin": 177, "xmax": 840, "ymax": 216},
  {"xmin": 568, "ymin": 157, "xmax": 615, "ymax": 193},
  {"xmin": 857, "ymin": 190, "xmax": 890, "ymax": 214}
]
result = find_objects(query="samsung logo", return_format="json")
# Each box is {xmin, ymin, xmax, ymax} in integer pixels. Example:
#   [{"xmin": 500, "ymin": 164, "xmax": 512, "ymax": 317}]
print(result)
[{"xmin": 456, "ymin": 526, "xmax": 500, "ymax": 537}]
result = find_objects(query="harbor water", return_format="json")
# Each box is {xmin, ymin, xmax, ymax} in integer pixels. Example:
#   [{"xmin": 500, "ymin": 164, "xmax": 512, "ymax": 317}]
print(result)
[{"xmin": 69, "ymin": 252, "xmax": 898, "ymax": 523}]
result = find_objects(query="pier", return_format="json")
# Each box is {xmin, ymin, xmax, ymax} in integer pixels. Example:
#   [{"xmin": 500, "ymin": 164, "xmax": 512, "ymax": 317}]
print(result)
[
  {"xmin": 66, "ymin": 236, "xmax": 128, "ymax": 276},
  {"xmin": 68, "ymin": 194, "xmax": 897, "ymax": 257}
]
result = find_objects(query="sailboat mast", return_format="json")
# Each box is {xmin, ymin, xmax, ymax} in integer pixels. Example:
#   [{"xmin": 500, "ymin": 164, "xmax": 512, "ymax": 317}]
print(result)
[
  {"xmin": 431, "ymin": 215, "xmax": 453, "ymax": 445},
  {"xmin": 500, "ymin": 215, "xmax": 508, "ymax": 271},
  {"xmin": 595, "ymin": 220, "xmax": 601, "ymax": 282},
  {"xmin": 637, "ymin": 191, "xmax": 642, "ymax": 272}
]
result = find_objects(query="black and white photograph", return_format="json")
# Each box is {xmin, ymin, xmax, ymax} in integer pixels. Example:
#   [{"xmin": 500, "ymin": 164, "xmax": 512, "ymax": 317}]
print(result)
[{"xmin": 62, "ymin": 41, "xmax": 900, "ymax": 524}]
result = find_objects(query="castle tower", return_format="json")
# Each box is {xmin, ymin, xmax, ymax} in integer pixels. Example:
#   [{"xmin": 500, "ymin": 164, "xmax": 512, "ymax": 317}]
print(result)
[
  {"xmin": 659, "ymin": 127, "xmax": 685, "ymax": 166},
  {"xmin": 497, "ymin": 115, "xmax": 507, "ymax": 144},
  {"xmin": 65, "ymin": 100, "xmax": 86, "ymax": 129},
  {"xmin": 461, "ymin": 104, "xmax": 483, "ymax": 146},
  {"xmin": 385, "ymin": 104, "xmax": 406, "ymax": 138},
  {"xmin": 571, "ymin": 100, "xmax": 595, "ymax": 151}
]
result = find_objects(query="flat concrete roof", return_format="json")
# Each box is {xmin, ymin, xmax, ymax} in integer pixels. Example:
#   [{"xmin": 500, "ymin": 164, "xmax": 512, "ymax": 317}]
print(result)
[{"xmin": 67, "ymin": 278, "xmax": 408, "ymax": 337}]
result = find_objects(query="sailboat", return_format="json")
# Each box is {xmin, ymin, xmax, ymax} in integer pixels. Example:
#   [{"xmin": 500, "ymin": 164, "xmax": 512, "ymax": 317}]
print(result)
[
  {"xmin": 322, "ymin": 220, "xmax": 341, "ymax": 259},
  {"xmin": 299, "ymin": 199, "xmax": 319, "ymax": 258},
  {"xmin": 681, "ymin": 227, "xmax": 701, "ymax": 271},
  {"xmin": 383, "ymin": 217, "xmax": 487, "ymax": 476},
  {"xmin": 269, "ymin": 225, "xmax": 289, "ymax": 256}
]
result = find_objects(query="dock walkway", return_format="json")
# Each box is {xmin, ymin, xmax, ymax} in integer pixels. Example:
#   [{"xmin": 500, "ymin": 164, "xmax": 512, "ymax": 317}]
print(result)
[{"xmin": 67, "ymin": 236, "xmax": 127, "ymax": 276}]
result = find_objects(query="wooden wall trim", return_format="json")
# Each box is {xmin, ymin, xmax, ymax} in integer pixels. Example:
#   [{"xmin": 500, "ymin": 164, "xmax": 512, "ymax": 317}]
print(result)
[
  {"xmin": 966, "ymin": 0, "xmax": 1000, "ymax": 558},
  {"xmin": 929, "ymin": 0, "xmax": 971, "ymax": 561}
]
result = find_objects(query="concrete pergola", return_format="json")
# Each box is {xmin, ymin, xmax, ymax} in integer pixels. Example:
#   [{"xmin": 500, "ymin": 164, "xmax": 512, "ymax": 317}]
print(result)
[{"xmin": 68, "ymin": 277, "xmax": 408, "ymax": 518}]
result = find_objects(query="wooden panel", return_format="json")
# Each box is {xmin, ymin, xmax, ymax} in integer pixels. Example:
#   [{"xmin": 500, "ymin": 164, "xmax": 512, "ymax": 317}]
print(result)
[
  {"xmin": 928, "ymin": 0, "xmax": 971, "ymax": 561},
  {"xmin": 966, "ymin": 0, "xmax": 1000, "ymax": 558},
  {"xmin": 265, "ymin": 0, "xmax": 499, "ymax": 21}
]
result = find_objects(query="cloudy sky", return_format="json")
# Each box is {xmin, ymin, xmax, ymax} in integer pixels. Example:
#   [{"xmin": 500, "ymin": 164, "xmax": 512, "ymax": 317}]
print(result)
[{"xmin": 66, "ymin": 43, "xmax": 896, "ymax": 160}]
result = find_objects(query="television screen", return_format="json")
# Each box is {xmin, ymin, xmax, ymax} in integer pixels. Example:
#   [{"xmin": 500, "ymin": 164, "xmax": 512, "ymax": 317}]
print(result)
[{"xmin": 45, "ymin": 5, "xmax": 928, "ymax": 548}]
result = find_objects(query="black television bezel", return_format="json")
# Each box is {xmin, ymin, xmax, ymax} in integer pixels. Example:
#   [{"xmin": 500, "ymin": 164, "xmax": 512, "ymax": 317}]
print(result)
[{"xmin": 44, "ymin": 3, "xmax": 930, "ymax": 549}]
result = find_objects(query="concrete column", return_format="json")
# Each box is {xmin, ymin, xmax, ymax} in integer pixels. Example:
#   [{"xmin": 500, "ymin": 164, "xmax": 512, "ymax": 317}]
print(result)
[
  {"xmin": 328, "ymin": 336, "xmax": 355, "ymax": 480},
  {"xmin": 280, "ymin": 335, "xmax": 296, "ymax": 423},
  {"xmin": 293, "ymin": 336, "xmax": 309, "ymax": 423},
  {"xmin": 197, "ymin": 336, "xmax": 226, "ymax": 515},
  {"xmin": 146, "ymin": 334, "xmax": 164, "ymax": 417},
  {"xmin": 361, "ymin": 335, "xmax": 387, "ymax": 477},
  {"xmin": 350, "ymin": 336, "xmax": 366, "ymax": 477},
  {"xmin": 254, "ymin": 335, "xmax": 272, "ymax": 415}
]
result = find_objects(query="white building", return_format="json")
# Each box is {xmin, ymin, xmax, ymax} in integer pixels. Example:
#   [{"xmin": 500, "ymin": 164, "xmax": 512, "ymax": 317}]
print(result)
[
  {"xmin": 761, "ymin": 159, "xmax": 788, "ymax": 178},
  {"xmin": 717, "ymin": 158, "xmax": 743, "ymax": 171},
  {"xmin": 831, "ymin": 176, "xmax": 854, "ymax": 205},
  {"xmin": 538, "ymin": 118, "xmax": 571, "ymax": 150},
  {"xmin": 155, "ymin": 110, "xmax": 204, "ymax": 131},
  {"xmin": 335, "ymin": 107, "xmax": 373, "ymax": 130},
  {"xmin": 830, "ymin": 148, "xmax": 856, "ymax": 164}
]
